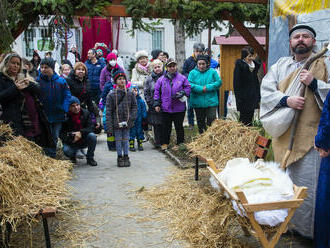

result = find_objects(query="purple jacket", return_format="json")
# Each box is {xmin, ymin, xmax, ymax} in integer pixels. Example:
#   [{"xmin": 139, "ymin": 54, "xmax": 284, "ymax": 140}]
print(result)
[
  {"xmin": 154, "ymin": 72, "xmax": 191, "ymax": 113},
  {"xmin": 99, "ymin": 64, "xmax": 124, "ymax": 91}
]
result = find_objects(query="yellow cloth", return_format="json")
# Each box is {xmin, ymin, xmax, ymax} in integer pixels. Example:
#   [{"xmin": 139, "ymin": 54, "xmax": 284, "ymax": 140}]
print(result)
[{"xmin": 274, "ymin": 0, "xmax": 330, "ymax": 17}]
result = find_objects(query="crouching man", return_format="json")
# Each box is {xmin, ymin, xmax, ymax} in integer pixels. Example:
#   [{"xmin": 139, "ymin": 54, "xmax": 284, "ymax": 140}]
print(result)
[{"xmin": 60, "ymin": 96, "xmax": 98, "ymax": 166}]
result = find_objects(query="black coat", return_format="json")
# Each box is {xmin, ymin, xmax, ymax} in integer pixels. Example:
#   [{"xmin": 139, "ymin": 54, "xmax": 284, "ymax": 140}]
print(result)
[
  {"xmin": 233, "ymin": 59, "xmax": 261, "ymax": 112},
  {"xmin": 60, "ymin": 108, "xmax": 93, "ymax": 147},
  {"xmin": 0, "ymin": 73, "xmax": 55, "ymax": 148},
  {"xmin": 66, "ymin": 73, "xmax": 96, "ymax": 115}
]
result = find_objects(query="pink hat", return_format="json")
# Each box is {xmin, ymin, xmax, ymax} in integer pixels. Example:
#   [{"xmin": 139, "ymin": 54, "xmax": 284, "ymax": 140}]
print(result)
[{"xmin": 106, "ymin": 53, "xmax": 117, "ymax": 62}]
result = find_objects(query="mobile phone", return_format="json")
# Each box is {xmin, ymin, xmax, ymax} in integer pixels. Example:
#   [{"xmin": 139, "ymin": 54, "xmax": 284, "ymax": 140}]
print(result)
[{"xmin": 23, "ymin": 69, "xmax": 27, "ymax": 77}]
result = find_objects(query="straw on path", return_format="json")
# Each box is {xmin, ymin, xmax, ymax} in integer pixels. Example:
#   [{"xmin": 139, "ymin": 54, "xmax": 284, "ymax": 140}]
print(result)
[{"xmin": 187, "ymin": 119, "xmax": 260, "ymax": 169}]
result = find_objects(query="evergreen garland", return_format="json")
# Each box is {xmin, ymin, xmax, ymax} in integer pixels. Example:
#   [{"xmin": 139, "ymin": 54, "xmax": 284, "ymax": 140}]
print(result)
[{"xmin": 122, "ymin": 0, "xmax": 269, "ymax": 37}]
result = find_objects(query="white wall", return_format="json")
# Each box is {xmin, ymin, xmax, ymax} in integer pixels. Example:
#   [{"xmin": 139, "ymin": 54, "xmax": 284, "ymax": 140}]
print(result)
[{"xmin": 117, "ymin": 18, "xmax": 228, "ymax": 70}]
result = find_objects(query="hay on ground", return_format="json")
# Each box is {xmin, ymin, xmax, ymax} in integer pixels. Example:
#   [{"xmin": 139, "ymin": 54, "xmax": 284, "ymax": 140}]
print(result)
[
  {"xmin": 0, "ymin": 124, "xmax": 72, "ymax": 231},
  {"xmin": 187, "ymin": 119, "xmax": 260, "ymax": 169},
  {"xmin": 140, "ymin": 168, "xmax": 252, "ymax": 248}
]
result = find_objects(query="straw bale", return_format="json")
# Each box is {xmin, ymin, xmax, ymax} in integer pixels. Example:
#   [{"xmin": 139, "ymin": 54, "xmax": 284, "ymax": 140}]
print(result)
[
  {"xmin": 187, "ymin": 119, "xmax": 260, "ymax": 169},
  {"xmin": 140, "ymin": 168, "xmax": 252, "ymax": 248},
  {"xmin": 0, "ymin": 125, "xmax": 72, "ymax": 231}
]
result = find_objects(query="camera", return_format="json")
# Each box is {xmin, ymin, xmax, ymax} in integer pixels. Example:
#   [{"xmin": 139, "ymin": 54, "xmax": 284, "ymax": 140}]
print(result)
[
  {"xmin": 118, "ymin": 121, "xmax": 128, "ymax": 128},
  {"xmin": 67, "ymin": 132, "xmax": 76, "ymax": 143}
]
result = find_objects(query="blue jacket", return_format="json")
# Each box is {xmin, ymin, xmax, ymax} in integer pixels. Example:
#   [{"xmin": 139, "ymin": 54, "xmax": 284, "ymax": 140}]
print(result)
[
  {"xmin": 182, "ymin": 56, "xmax": 197, "ymax": 78},
  {"xmin": 315, "ymin": 91, "xmax": 330, "ymax": 150},
  {"xmin": 85, "ymin": 59, "xmax": 106, "ymax": 89},
  {"xmin": 100, "ymin": 81, "xmax": 114, "ymax": 110},
  {"xmin": 130, "ymin": 93, "xmax": 147, "ymax": 140},
  {"xmin": 37, "ymin": 73, "xmax": 72, "ymax": 123},
  {"xmin": 210, "ymin": 58, "xmax": 219, "ymax": 69},
  {"xmin": 188, "ymin": 67, "xmax": 222, "ymax": 108}
]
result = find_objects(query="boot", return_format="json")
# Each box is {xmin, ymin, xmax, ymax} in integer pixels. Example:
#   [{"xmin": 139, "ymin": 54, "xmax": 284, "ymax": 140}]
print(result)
[
  {"xmin": 129, "ymin": 139, "xmax": 136, "ymax": 152},
  {"xmin": 117, "ymin": 156, "xmax": 125, "ymax": 167},
  {"xmin": 123, "ymin": 155, "xmax": 131, "ymax": 167},
  {"xmin": 87, "ymin": 158, "xmax": 97, "ymax": 166},
  {"xmin": 137, "ymin": 139, "xmax": 143, "ymax": 151}
]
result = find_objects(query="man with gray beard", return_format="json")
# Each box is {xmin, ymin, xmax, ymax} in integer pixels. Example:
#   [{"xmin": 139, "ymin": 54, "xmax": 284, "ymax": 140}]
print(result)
[{"xmin": 260, "ymin": 24, "xmax": 330, "ymax": 239}]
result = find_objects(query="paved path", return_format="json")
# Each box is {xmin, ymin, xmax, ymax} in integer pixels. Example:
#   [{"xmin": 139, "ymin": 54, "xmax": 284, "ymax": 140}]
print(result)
[{"xmin": 69, "ymin": 133, "xmax": 185, "ymax": 248}]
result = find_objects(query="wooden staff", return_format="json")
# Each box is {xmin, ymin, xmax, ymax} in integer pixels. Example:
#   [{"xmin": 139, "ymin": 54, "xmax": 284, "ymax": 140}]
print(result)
[{"xmin": 281, "ymin": 43, "xmax": 330, "ymax": 169}]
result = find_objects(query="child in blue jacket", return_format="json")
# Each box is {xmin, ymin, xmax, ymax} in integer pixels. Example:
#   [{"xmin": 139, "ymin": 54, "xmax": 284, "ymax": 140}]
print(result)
[{"xmin": 129, "ymin": 85, "xmax": 147, "ymax": 151}]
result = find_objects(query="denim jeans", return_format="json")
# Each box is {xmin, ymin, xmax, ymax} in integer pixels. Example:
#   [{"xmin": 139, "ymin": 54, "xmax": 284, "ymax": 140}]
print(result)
[
  {"xmin": 63, "ymin": 133, "xmax": 97, "ymax": 159},
  {"xmin": 44, "ymin": 122, "xmax": 62, "ymax": 158},
  {"xmin": 114, "ymin": 128, "xmax": 129, "ymax": 156}
]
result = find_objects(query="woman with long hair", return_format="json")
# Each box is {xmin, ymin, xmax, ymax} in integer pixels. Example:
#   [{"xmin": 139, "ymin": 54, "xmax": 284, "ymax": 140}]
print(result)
[{"xmin": 0, "ymin": 53, "xmax": 55, "ymax": 152}]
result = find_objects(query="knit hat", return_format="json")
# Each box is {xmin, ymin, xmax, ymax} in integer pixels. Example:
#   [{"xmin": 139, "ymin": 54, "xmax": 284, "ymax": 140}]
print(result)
[
  {"xmin": 106, "ymin": 53, "xmax": 117, "ymax": 62},
  {"xmin": 135, "ymin": 50, "xmax": 148, "ymax": 61},
  {"xmin": 40, "ymin": 57, "xmax": 55, "ymax": 70},
  {"xmin": 196, "ymin": 55, "xmax": 210, "ymax": 64},
  {"xmin": 68, "ymin": 96, "xmax": 80, "ymax": 106},
  {"xmin": 151, "ymin": 49, "xmax": 162, "ymax": 60},
  {"xmin": 113, "ymin": 70, "xmax": 126, "ymax": 83}
]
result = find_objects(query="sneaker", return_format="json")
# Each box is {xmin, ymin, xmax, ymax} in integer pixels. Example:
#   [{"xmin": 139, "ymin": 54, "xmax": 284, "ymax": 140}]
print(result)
[
  {"xmin": 87, "ymin": 158, "xmax": 97, "ymax": 166},
  {"xmin": 123, "ymin": 155, "xmax": 131, "ymax": 167},
  {"xmin": 117, "ymin": 156, "xmax": 125, "ymax": 167},
  {"xmin": 76, "ymin": 149, "xmax": 85, "ymax": 159}
]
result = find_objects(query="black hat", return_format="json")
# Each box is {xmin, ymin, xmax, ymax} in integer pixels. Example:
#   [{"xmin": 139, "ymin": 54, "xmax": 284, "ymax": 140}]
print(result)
[
  {"xmin": 196, "ymin": 55, "xmax": 210, "ymax": 64},
  {"xmin": 40, "ymin": 58, "xmax": 55, "ymax": 70},
  {"xmin": 289, "ymin": 24, "xmax": 316, "ymax": 38}
]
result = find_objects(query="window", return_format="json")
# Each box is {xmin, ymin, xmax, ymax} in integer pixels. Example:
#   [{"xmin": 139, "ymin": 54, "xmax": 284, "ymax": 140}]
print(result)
[
  {"xmin": 152, "ymin": 29, "xmax": 163, "ymax": 51},
  {"xmin": 37, "ymin": 27, "xmax": 54, "ymax": 51},
  {"xmin": 24, "ymin": 29, "xmax": 35, "ymax": 57}
]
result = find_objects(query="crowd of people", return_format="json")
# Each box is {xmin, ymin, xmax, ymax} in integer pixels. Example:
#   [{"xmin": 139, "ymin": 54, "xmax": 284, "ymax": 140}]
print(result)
[
  {"xmin": 0, "ymin": 42, "xmax": 223, "ymax": 167},
  {"xmin": 0, "ymin": 23, "xmax": 329, "ymax": 245}
]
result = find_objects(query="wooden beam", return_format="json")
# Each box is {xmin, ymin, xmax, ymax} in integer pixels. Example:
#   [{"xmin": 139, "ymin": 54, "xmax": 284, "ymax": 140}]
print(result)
[{"xmin": 222, "ymin": 11, "xmax": 267, "ymax": 61}]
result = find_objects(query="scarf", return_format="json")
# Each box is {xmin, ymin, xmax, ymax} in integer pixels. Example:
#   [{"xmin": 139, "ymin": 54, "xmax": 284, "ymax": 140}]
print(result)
[
  {"xmin": 151, "ymin": 71, "xmax": 163, "ymax": 81},
  {"xmin": 136, "ymin": 63, "xmax": 151, "ymax": 75},
  {"xmin": 69, "ymin": 111, "xmax": 82, "ymax": 131}
]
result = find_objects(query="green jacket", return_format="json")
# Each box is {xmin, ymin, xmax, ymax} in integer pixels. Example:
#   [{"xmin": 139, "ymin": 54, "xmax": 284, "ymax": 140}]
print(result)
[{"xmin": 188, "ymin": 67, "xmax": 222, "ymax": 108}]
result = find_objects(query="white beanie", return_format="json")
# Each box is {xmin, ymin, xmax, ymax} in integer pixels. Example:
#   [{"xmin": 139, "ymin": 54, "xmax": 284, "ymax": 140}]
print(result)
[{"xmin": 135, "ymin": 50, "xmax": 148, "ymax": 61}]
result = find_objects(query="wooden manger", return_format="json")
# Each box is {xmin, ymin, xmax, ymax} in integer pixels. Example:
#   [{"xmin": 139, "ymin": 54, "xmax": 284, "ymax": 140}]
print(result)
[{"xmin": 195, "ymin": 136, "xmax": 308, "ymax": 248}]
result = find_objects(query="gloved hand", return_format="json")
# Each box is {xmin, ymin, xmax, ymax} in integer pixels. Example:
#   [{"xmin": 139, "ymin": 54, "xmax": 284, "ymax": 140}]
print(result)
[{"xmin": 172, "ymin": 90, "xmax": 185, "ymax": 99}]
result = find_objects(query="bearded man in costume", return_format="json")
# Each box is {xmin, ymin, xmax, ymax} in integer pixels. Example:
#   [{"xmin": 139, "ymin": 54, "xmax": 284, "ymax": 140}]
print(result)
[{"xmin": 260, "ymin": 24, "xmax": 330, "ymax": 239}]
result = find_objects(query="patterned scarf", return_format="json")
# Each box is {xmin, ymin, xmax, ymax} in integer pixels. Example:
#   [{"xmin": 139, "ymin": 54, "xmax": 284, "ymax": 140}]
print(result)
[{"xmin": 136, "ymin": 63, "xmax": 151, "ymax": 75}]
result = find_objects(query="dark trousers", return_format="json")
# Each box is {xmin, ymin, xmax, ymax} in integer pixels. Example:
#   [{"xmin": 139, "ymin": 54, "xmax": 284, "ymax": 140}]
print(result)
[
  {"xmin": 161, "ymin": 112, "xmax": 185, "ymax": 145},
  {"xmin": 153, "ymin": 124, "xmax": 162, "ymax": 146},
  {"xmin": 239, "ymin": 110, "xmax": 254, "ymax": 126},
  {"xmin": 194, "ymin": 107, "xmax": 217, "ymax": 134}
]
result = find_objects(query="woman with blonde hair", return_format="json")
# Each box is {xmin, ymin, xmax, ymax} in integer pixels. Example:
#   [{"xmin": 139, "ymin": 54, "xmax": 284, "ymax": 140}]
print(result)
[{"xmin": 0, "ymin": 53, "xmax": 54, "ymax": 151}]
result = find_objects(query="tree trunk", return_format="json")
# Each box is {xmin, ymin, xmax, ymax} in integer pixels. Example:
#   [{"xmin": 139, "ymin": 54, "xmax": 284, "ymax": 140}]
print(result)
[{"xmin": 174, "ymin": 20, "xmax": 185, "ymax": 72}]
